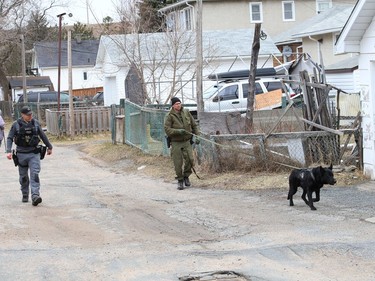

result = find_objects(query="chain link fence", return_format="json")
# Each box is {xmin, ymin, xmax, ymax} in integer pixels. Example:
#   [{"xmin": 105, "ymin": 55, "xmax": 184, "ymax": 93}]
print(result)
[
  {"xmin": 123, "ymin": 100, "xmax": 170, "ymax": 156},
  {"xmin": 114, "ymin": 98, "xmax": 361, "ymax": 173}
]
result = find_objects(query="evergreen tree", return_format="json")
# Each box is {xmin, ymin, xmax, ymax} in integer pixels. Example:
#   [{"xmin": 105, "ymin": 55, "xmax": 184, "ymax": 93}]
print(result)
[
  {"xmin": 70, "ymin": 22, "xmax": 95, "ymax": 40},
  {"xmin": 139, "ymin": 0, "xmax": 167, "ymax": 33},
  {"xmin": 26, "ymin": 11, "xmax": 50, "ymax": 43}
]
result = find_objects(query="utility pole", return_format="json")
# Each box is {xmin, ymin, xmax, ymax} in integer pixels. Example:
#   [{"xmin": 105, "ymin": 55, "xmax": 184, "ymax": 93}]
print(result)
[
  {"xmin": 68, "ymin": 29, "xmax": 75, "ymax": 138},
  {"xmin": 86, "ymin": 0, "xmax": 90, "ymax": 24},
  {"xmin": 20, "ymin": 34, "xmax": 27, "ymax": 102},
  {"xmin": 57, "ymin": 13, "xmax": 66, "ymax": 113},
  {"xmin": 196, "ymin": 0, "xmax": 203, "ymax": 119}
]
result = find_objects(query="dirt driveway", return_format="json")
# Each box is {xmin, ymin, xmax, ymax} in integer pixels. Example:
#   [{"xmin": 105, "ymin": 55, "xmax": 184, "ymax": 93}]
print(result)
[{"xmin": 1, "ymin": 141, "xmax": 375, "ymax": 281}]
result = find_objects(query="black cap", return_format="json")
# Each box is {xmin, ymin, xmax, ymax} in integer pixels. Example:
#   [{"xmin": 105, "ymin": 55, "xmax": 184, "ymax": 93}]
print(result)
[
  {"xmin": 20, "ymin": 106, "xmax": 32, "ymax": 115},
  {"xmin": 171, "ymin": 97, "xmax": 181, "ymax": 106}
]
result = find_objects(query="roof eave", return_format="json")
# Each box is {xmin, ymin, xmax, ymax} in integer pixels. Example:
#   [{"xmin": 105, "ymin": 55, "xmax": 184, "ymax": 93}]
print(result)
[
  {"xmin": 275, "ymin": 39, "xmax": 302, "ymax": 46},
  {"xmin": 159, "ymin": 1, "xmax": 194, "ymax": 13},
  {"xmin": 292, "ymin": 28, "xmax": 342, "ymax": 39},
  {"xmin": 335, "ymin": 0, "xmax": 370, "ymax": 54}
]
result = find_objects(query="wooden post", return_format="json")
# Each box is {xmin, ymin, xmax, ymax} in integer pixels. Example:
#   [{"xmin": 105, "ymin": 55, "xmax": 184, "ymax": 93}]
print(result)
[
  {"xmin": 68, "ymin": 29, "xmax": 75, "ymax": 138},
  {"xmin": 245, "ymin": 23, "xmax": 261, "ymax": 133},
  {"xmin": 196, "ymin": 0, "xmax": 204, "ymax": 119}
]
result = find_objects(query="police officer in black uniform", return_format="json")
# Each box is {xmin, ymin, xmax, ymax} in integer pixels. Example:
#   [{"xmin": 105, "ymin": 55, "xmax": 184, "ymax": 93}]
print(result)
[{"xmin": 6, "ymin": 106, "xmax": 53, "ymax": 206}]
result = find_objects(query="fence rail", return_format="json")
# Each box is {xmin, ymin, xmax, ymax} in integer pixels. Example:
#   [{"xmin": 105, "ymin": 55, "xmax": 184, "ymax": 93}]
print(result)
[{"xmin": 46, "ymin": 107, "xmax": 112, "ymax": 135}]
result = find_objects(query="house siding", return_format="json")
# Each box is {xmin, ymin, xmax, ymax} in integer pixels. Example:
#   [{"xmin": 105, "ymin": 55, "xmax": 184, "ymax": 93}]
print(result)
[
  {"xmin": 104, "ymin": 76, "xmax": 119, "ymax": 106},
  {"xmin": 191, "ymin": 1, "xmax": 354, "ymax": 36},
  {"xmin": 39, "ymin": 67, "xmax": 102, "ymax": 94},
  {"xmin": 358, "ymin": 17, "xmax": 375, "ymax": 179},
  {"xmin": 326, "ymin": 72, "xmax": 359, "ymax": 94},
  {"xmin": 302, "ymin": 33, "xmax": 353, "ymax": 66},
  {"xmin": 201, "ymin": 0, "xmax": 317, "ymax": 36}
]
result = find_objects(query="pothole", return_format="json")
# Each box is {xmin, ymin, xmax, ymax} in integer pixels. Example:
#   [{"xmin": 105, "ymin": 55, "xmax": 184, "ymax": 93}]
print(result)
[{"xmin": 179, "ymin": 270, "xmax": 251, "ymax": 281}]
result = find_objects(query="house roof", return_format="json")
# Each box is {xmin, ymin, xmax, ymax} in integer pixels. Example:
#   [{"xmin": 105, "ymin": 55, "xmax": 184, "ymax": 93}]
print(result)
[
  {"xmin": 325, "ymin": 55, "xmax": 359, "ymax": 73},
  {"xmin": 96, "ymin": 29, "xmax": 281, "ymax": 67},
  {"xmin": 336, "ymin": 0, "xmax": 375, "ymax": 54},
  {"xmin": 34, "ymin": 39, "xmax": 100, "ymax": 68},
  {"xmin": 273, "ymin": 4, "xmax": 354, "ymax": 45},
  {"xmin": 8, "ymin": 76, "xmax": 53, "ymax": 88}
]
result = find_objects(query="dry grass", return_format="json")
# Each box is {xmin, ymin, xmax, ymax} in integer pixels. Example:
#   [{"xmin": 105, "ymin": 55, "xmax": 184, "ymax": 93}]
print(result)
[{"xmin": 53, "ymin": 133, "xmax": 370, "ymax": 190}]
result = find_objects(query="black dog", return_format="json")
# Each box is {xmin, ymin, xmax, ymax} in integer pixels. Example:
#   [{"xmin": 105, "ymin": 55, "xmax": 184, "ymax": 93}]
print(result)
[{"xmin": 287, "ymin": 164, "xmax": 336, "ymax": 210}]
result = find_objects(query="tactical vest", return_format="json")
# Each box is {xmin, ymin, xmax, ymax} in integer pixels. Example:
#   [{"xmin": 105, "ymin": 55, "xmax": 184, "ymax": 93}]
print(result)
[{"xmin": 14, "ymin": 119, "xmax": 40, "ymax": 147}]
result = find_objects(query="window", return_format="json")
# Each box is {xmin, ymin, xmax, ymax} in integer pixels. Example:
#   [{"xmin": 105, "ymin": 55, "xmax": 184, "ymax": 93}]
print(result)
[
  {"xmin": 83, "ymin": 72, "xmax": 88, "ymax": 80},
  {"xmin": 316, "ymin": 0, "xmax": 332, "ymax": 13},
  {"xmin": 180, "ymin": 7, "xmax": 193, "ymax": 30},
  {"xmin": 215, "ymin": 85, "xmax": 239, "ymax": 101},
  {"xmin": 167, "ymin": 7, "xmax": 194, "ymax": 31},
  {"xmin": 166, "ymin": 12, "xmax": 176, "ymax": 31},
  {"xmin": 250, "ymin": 2, "xmax": 263, "ymax": 23},
  {"xmin": 264, "ymin": 82, "xmax": 285, "ymax": 93},
  {"xmin": 242, "ymin": 83, "xmax": 264, "ymax": 98},
  {"xmin": 243, "ymin": 84, "xmax": 249, "ymax": 98},
  {"xmin": 282, "ymin": 1, "xmax": 295, "ymax": 21}
]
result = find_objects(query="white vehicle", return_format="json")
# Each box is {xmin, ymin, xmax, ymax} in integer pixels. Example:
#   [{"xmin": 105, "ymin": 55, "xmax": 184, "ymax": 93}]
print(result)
[{"xmin": 202, "ymin": 77, "xmax": 298, "ymax": 113}]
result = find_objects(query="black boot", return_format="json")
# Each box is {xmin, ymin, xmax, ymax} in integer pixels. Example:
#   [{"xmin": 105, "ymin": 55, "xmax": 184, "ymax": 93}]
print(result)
[
  {"xmin": 184, "ymin": 177, "xmax": 191, "ymax": 187},
  {"xmin": 177, "ymin": 180, "xmax": 184, "ymax": 190},
  {"xmin": 22, "ymin": 194, "xmax": 29, "ymax": 203},
  {"xmin": 32, "ymin": 196, "xmax": 42, "ymax": 206}
]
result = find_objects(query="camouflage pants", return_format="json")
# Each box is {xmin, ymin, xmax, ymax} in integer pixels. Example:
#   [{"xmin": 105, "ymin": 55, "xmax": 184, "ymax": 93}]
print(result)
[{"xmin": 171, "ymin": 140, "xmax": 194, "ymax": 181}]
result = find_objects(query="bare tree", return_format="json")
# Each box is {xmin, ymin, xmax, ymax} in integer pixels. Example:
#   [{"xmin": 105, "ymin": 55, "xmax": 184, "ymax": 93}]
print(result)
[
  {"xmin": 164, "ymin": 31, "xmax": 197, "ymax": 104},
  {"xmin": 0, "ymin": 0, "xmax": 67, "ymax": 101},
  {"xmin": 103, "ymin": 0, "xmax": 218, "ymax": 106},
  {"xmin": 0, "ymin": 0, "xmax": 29, "ymax": 101}
]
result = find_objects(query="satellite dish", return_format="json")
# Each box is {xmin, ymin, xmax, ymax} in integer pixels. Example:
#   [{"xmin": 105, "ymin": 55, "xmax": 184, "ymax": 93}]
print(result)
[{"xmin": 283, "ymin": 45, "xmax": 293, "ymax": 57}]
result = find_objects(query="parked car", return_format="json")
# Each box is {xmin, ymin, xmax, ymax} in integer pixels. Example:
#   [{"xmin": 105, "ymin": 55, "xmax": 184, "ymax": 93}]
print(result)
[
  {"xmin": 202, "ymin": 77, "xmax": 299, "ymax": 112},
  {"xmin": 17, "ymin": 91, "xmax": 76, "ymax": 103},
  {"xmin": 92, "ymin": 91, "xmax": 104, "ymax": 106}
]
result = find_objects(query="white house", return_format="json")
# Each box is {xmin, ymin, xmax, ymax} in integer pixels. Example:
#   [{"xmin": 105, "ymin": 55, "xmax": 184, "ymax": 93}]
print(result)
[
  {"xmin": 336, "ymin": 0, "xmax": 375, "ymax": 180},
  {"xmin": 95, "ymin": 29, "xmax": 281, "ymax": 106},
  {"xmin": 31, "ymin": 39, "xmax": 103, "ymax": 97}
]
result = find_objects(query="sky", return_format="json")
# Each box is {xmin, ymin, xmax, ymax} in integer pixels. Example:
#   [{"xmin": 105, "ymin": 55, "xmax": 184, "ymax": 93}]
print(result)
[{"xmin": 45, "ymin": 0, "xmax": 120, "ymax": 26}]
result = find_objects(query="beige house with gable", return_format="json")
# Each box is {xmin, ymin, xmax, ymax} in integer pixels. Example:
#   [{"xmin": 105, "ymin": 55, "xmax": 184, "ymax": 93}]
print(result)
[
  {"xmin": 159, "ymin": 0, "xmax": 347, "ymax": 36},
  {"xmin": 160, "ymin": 0, "xmax": 357, "ymax": 63}
]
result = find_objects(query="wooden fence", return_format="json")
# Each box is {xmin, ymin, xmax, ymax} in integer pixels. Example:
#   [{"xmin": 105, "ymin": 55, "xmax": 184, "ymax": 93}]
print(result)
[{"xmin": 46, "ymin": 107, "xmax": 112, "ymax": 135}]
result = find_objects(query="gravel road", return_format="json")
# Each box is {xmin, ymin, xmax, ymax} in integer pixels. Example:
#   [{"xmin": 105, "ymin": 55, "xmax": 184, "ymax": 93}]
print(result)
[{"xmin": 1, "ymin": 142, "xmax": 375, "ymax": 281}]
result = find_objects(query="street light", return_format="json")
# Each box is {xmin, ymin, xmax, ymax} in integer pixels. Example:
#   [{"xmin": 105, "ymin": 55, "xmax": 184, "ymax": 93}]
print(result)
[
  {"xmin": 57, "ymin": 12, "xmax": 66, "ymax": 112},
  {"xmin": 260, "ymin": 30, "xmax": 267, "ymax": 40}
]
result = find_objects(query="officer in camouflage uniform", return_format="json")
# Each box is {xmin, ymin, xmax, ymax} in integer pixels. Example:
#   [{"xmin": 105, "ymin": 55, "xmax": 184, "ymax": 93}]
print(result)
[
  {"xmin": 164, "ymin": 97, "xmax": 199, "ymax": 190},
  {"xmin": 6, "ymin": 106, "xmax": 53, "ymax": 206}
]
